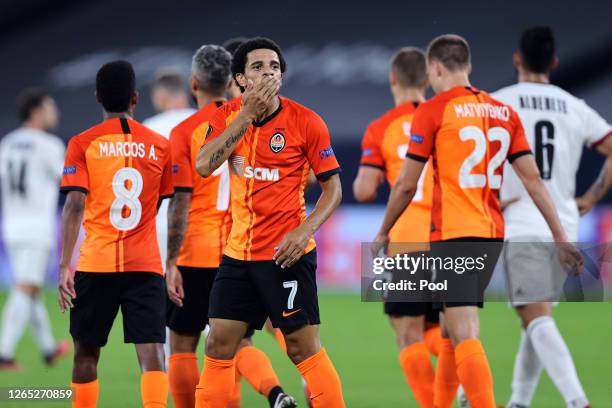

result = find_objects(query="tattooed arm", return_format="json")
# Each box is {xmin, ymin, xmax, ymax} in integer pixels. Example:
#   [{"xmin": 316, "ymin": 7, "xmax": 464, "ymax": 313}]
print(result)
[{"xmin": 165, "ymin": 191, "xmax": 191, "ymax": 306}]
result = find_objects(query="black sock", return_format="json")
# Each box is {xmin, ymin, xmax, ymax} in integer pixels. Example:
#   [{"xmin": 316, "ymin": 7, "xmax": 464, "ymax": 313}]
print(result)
[{"xmin": 267, "ymin": 386, "xmax": 284, "ymax": 407}]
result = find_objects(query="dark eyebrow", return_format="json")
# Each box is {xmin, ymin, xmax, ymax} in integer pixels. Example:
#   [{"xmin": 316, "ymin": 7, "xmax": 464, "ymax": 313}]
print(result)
[{"xmin": 249, "ymin": 60, "xmax": 263, "ymax": 67}]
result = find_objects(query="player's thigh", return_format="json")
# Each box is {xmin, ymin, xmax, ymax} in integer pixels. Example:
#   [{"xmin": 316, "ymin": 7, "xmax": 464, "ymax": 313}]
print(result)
[
  {"xmin": 167, "ymin": 266, "xmax": 216, "ymax": 336},
  {"xmin": 251, "ymin": 250, "xmax": 320, "ymax": 331},
  {"xmin": 70, "ymin": 272, "xmax": 121, "ymax": 348},
  {"xmin": 387, "ymin": 313, "xmax": 426, "ymax": 348},
  {"xmin": 120, "ymin": 272, "xmax": 165, "ymax": 345},
  {"xmin": 441, "ymin": 305, "xmax": 480, "ymax": 345},
  {"xmin": 208, "ymin": 256, "xmax": 267, "ymax": 330},
  {"xmin": 7, "ymin": 243, "xmax": 50, "ymax": 288},
  {"xmin": 515, "ymin": 301, "xmax": 553, "ymax": 328}
]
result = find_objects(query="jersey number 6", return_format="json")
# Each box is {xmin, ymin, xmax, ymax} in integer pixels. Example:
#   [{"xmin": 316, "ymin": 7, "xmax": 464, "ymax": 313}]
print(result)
[
  {"xmin": 459, "ymin": 126, "xmax": 510, "ymax": 189},
  {"xmin": 110, "ymin": 167, "xmax": 143, "ymax": 231}
]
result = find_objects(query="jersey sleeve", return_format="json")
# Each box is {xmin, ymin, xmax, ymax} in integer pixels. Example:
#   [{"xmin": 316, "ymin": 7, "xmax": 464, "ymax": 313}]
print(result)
[
  {"xmin": 203, "ymin": 105, "xmax": 231, "ymax": 144},
  {"xmin": 407, "ymin": 104, "xmax": 437, "ymax": 162},
  {"xmin": 160, "ymin": 142, "xmax": 174, "ymax": 199},
  {"xmin": 579, "ymin": 101, "xmax": 612, "ymax": 149},
  {"xmin": 170, "ymin": 125, "xmax": 193, "ymax": 192},
  {"xmin": 359, "ymin": 123, "xmax": 384, "ymax": 169},
  {"xmin": 507, "ymin": 108, "xmax": 533, "ymax": 163},
  {"xmin": 304, "ymin": 112, "xmax": 341, "ymax": 180},
  {"xmin": 60, "ymin": 137, "xmax": 89, "ymax": 194}
]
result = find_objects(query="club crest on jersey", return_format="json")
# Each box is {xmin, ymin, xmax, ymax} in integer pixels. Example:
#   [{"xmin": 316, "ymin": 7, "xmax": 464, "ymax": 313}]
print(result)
[{"xmin": 269, "ymin": 133, "xmax": 285, "ymax": 153}]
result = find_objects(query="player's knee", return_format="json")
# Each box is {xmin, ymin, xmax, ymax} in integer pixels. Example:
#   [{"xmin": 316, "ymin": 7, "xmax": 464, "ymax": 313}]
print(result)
[
  {"xmin": 15, "ymin": 283, "xmax": 39, "ymax": 298},
  {"xmin": 449, "ymin": 326, "xmax": 479, "ymax": 345},
  {"xmin": 284, "ymin": 334, "xmax": 319, "ymax": 364},
  {"xmin": 205, "ymin": 331, "xmax": 239, "ymax": 360}
]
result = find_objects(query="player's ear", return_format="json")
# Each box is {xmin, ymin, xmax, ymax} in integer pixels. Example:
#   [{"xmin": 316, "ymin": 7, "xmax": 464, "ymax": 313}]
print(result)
[
  {"xmin": 235, "ymin": 73, "xmax": 247, "ymax": 89},
  {"xmin": 132, "ymin": 90, "xmax": 139, "ymax": 106},
  {"xmin": 512, "ymin": 52, "xmax": 522, "ymax": 69},
  {"xmin": 389, "ymin": 69, "xmax": 396, "ymax": 87},
  {"xmin": 190, "ymin": 75, "xmax": 199, "ymax": 94},
  {"xmin": 551, "ymin": 56, "xmax": 560, "ymax": 70},
  {"xmin": 95, "ymin": 91, "xmax": 101, "ymax": 104}
]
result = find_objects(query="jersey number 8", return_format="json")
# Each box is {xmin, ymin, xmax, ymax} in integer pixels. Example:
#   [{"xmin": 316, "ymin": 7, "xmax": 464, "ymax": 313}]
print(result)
[
  {"xmin": 110, "ymin": 167, "xmax": 143, "ymax": 231},
  {"xmin": 459, "ymin": 126, "xmax": 510, "ymax": 189}
]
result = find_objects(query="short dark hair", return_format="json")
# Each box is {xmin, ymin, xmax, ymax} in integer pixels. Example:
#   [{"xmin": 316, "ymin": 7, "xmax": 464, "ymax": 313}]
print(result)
[
  {"xmin": 96, "ymin": 60, "xmax": 136, "ymax": 112},
  {"xmin": 427, "ymin": 34, "xmax": 471, "ymax": 72},
  {"xmin": 231, "ymin": 37, "xmax": 286, "ymax": 91},
  {"xmin": 192, "ymin": 45, "xmax": 232, "ymax": 96},
  {"xmin": 151, "ymin": 69, "xmax": 185, "ymax": 95},
  {"xmin": 223, "ymin": 37, "xmax": 248, "ymax": 56},
  {"xmin": 16, "ymin": 87, "xmax": 50, "ymax": 122},
  {"xmin": 520, "ymin": 26, "xmax": 556, "ymax": 74},
  {"xmin": 391, "ymin": 47, "xmax": 427, "ymax": 88}
]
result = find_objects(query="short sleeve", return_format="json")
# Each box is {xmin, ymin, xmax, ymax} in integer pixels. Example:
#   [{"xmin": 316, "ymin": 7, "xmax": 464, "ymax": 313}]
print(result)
[
  {"xmin": 507, "ymin": 108, "xmax": 533, "ymax": 163},
  {"xmin": 407, "ymin": 104, "xmax": 437, "ymax": 162},
  {"xmin": 359, "ymin": 123, "xmax": 384, "ymax": 169},
  {"xmin": 579, "ymin": 101, "xmax": 612, "ymax": 149},
  {"xmin": 304, "ymin": 112, "xmax": 341, "ymax": 180},
  {"xmin": 160, "ymin": 143, "xmax": 174, "ymax": 199},
  {"xmin": 170, "ymin": 125, "xmax": 193, "ymax": 191},
  {"xmin": 203, "ymin": 105, "xmax": 230, "ymax": 145},
  {"xmin": 60, "ymin": 137, "xmax": 89, "ymax": 194}
]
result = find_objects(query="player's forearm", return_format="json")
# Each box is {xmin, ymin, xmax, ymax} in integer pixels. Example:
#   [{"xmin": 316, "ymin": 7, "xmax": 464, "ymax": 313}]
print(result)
[
  {"xmin": 196, "ymin": 112, "xmax": 252, "ymax": 177},
  {"xmin": 59, "ymin": 193, "xmax": 85, "ymax": 268},
  {"xmin": 166, "ymin": 191, "xmax": 191, "ymax": 266},
  {"xmin": 524, "ymin": 177, "xmax": 568, "ymax": 241},
  {"xmin": 582, "ymin": 158, "xmax": 612, "ymax": 204},
  {"xmin": 302, "ymin": 174, "xmax": 342, "ymax": 235},
  {"xmin": 378, "ymin": 179, "xmax": 415, "ymax": 235}
]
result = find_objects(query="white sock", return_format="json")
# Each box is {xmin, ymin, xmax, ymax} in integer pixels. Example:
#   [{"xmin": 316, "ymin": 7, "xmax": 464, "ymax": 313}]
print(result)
[
  {"xmin": 527, "ymin": 316, "xmax": 589, "ymax": 407},
  {"xmin": 508, "ymin": 329, "xmax": 543, "ymax": 407},
  {"xmin": 30, "ymin": 297, "xmax": 56, "ymax": 355},
  {"xmin": 0, "ymin": 289, "xmax": 34, "ymax": 359}
]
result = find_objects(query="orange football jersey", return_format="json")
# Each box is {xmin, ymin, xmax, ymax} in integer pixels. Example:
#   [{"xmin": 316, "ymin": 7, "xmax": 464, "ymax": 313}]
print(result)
[
  {"xmin": 60, "ymin": 117, "xmax": 174, "ymax": 274},
  {"xmin": 360, "ymin": 101, "xmax": 433, "ymax": 247},
  {"xmin": 206, "ymin": 96, "xmax": 341, "ymax": 261},
  {"xmin": 171, "ymin": 101, "xmax": 231, "ymax": 268},
  {"xmin": 407, "ymin": 86, "xmax": 531, "ymax": 241}
]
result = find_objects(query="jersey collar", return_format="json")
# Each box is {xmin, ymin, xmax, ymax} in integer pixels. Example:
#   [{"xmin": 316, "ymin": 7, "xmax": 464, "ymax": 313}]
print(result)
[{"xmin": 253, "ymin": 98, "xmax": 283, "ymax": 127}]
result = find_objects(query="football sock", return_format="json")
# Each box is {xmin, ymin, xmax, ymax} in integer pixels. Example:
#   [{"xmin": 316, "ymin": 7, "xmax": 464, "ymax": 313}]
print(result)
[
  {"xmin": 235, "ymin": 345, "xmax": 280, "ymax": 397},
  {"xmin": 296, "ymin": 348, "xmax": 345, "ymax": 408},
  {"xmin": 0, "ymin": 289, "xmax": 33, "ymax": 358},
  {"xmin": 168, "ymin": 353, "xmax": 198, "ymax": 408},
  {"xmin": 195, "ymin": 356, "xmax": 235, "ymax": 408},
  {"xmin": 399, "ymin": 342, "xmax": 434, "ymax": 408},
  {"xmin": 433, "ymin": 339, "xmax": 459, "ymax": 408},
  {"xmin": 71, "ymin": 379, "xmax": 99, "ymax": 408},
  {"xmin": 31, "ymin": 296, "xmax": 56, "ymax": 355},
  {"xmin": 227, "ymin": 370, "xmax": 242, "ymax": 408},
  {"xmin": 424, "ymin": 326, "xmax": 442, "ymax": 357},
  {"xmin": 274, "ymin": 329, "xmax": 287, "ymax": 353},
  {"xmin": 141, "ymin": 371, "xmax": 168, "ymax": 408},
  {"xmin": 508, "ymin": 329, "xmax": 542, "ymax": 407},
  {"xmin": 455, "ymin": 339, "xmax": 495, "ymax": 408},
  {"xmin": 527, "ymin": 316, "xmax": 588, "ymax": 407}
]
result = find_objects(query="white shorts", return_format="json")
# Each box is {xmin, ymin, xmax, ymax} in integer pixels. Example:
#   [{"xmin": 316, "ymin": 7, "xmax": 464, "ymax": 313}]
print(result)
[
  {"xmin": 503, "ymin": 238, "xmax": 566, "ymax": 307},
  {"xmin": 6, "ymin": 244, "xmax": 50, "ymax": 287}
]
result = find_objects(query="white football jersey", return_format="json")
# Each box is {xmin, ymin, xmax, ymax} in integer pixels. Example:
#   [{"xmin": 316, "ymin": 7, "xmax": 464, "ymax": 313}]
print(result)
[
  {"xmin": 493, "ymin": 82, "xmax": 612, "ymax": 241},
  {"xmin": 0, "ymin": 128, "xmax": 65, "ymax": 246},
  {"xmin": 143, "ymin": 108, "xmax": 195, "ymax": 266}
]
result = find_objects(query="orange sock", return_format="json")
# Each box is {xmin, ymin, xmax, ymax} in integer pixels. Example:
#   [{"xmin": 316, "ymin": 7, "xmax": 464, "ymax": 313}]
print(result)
[
  {"xmin": 168, "ymin": 353, "xmax": 198, "ymax": 408},
  {"xmin": 433, "ymin": 339, "xmax": 459, "ymax": 408},
  {"xmin": 455, "ymin": 339, "xmax": 495, "ymax": 408},
  {"xmin": 141, "ymin": 371, "xmax": 168, "ymax": 408},
  {"xmin": 424, "ymin": 326, "xmax": 442, "ymax": 357},
  {"xmin": 296, "ymin": 348, "xmax": 345, "ymax": 408},
  {"xmin": 226, "ymin": 370, "xmax": 241, "ymax": 408},
  {"xmin": 71, "ymin": 379, "xmax": 99, "ymax": 408},
  {"xmin": 195, "ymin": 356, "xmax": 235, "ymax": 408},
  {"xmin": 235, "ymin": 346, "xmax": 280, "ymax": 396},
  {"xmin": 274, "ymin": 329, "xmax": 287, "ymax": 353},
  {"xmin": 399, "ymin": 343, "xmax": 434, "ymax": 408}
]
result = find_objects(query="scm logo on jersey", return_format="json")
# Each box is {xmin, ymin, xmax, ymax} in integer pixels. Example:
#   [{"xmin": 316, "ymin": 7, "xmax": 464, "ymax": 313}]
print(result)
[
  {"xmin": 244, "ymin": 166, "xmax": 280, "ymax": 181},
  {"xmin": 269, "ymin": 132, "xmax": 285, "ymax": 153}
]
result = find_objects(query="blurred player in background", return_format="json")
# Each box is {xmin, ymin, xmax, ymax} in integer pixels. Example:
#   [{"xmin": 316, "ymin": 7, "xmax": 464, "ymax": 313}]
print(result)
[
  {"xmin": 223, "ymin": 37, "xmax": 248, "ymax": 101},
  {"xmin": 143, "ymin": 70, "xmax": 195, "ymax": 268},
  {"xmin": 353, "ymin": 47, "xmax": 442, "ymax": 407},
  {"xmin": 494, "ymin": 26, "xmax": 612, "ymax": 408},
  {"xmin": 166, "ymin": 44, "xmax": 294, "ymax": 408},
  {"xmin": 59, "ymin": 61, "xmax": 173, "ymax": 408},
  {"xmin": 0, "ymin": 88, "xmax": 69, "ymax": 370},
  {"xmin": 195, "ymin": 37, "xmax": 345, "ymax": 408},
  {"xmin": 373, "ymin": 34, "xmax": 582, "ymax": 408}
]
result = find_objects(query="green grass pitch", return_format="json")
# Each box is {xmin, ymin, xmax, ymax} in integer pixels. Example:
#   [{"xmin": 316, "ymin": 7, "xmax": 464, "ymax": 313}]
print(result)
[{"xmin": 0, "ymin": 291, "xmax": 610, "ymax": 407}]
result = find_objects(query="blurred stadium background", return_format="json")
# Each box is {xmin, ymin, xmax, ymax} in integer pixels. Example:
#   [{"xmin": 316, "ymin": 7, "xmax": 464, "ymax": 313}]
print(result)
[{"xmin": 0, "ymin": 0, "xmax": 611, "ymax": 406}]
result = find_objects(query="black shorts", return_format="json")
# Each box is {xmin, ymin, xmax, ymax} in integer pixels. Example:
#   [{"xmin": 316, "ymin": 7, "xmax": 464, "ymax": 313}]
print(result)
[
  {"xmin": 430, "ymin": 238, "xmax": 503, "ymax": 309},
  {"xmin": 209, "ymin": 250, "xmax": 320, "ymax": 330},
  {"xmin": 384, "ymin": 301, "xmax": 440, "ymax": 322},
  {"xmin": 166, "ymin": 267, "xmax": 217, "ymax": 334},
  {"xmin": 70, "ymin": 272, "xmax": 165, "ymax": 347}
]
